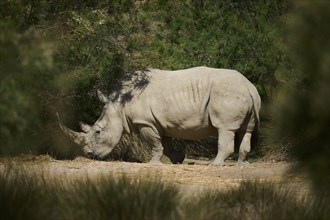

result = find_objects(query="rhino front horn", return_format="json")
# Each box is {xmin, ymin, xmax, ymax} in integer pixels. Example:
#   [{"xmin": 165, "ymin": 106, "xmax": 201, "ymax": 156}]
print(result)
[{"xmin": 56, "ymin": 112, "xmax": 84, "ymax": 145}]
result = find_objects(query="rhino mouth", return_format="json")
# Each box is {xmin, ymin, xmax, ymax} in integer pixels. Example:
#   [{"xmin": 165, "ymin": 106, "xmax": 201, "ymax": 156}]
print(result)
[
  {"xmin": 95, "ymin": 153, "xmax": 108, "ymax": 160},
  {"xmin": 84, "ymin": 151, "xmax": 107, "ymax": 160},
  {"xmin": 91, "ymin": 152, "xmax": 110, "ymax": 160},
  {"xmin": 85, "ymin": 150, "xmax": 95, "ymax": 159},
  {"xmin": 84, "ymin": 146, "xmax": 112, "ymax": 160}
]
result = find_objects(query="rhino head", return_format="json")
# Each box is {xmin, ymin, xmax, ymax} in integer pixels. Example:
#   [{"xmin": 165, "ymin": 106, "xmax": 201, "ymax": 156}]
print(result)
[{"xmin": 57, "ymin": 90, "xmax": 124, "ymax": 159}]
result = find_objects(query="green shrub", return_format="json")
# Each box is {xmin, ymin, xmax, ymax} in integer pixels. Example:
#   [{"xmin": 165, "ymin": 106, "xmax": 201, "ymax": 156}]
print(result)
[
  {"xmin": 271, "ymin": 2, "xmax": 330, "ymax": 191},
  {"xmin": 0, "ymin": 0, "xmax": 292, "ymax": 158},
  {"xmin": 0, "ymin": 25, "xmax": 56, "ymax": 155}
]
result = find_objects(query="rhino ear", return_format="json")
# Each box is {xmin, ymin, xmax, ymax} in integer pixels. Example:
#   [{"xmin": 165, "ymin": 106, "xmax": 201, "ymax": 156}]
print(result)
[
  {"xmin": 97, "ymin": 90, "xmax": 108, "ymax": 104},
  {"xmin": 79, "ymin": 121, "xmax": 92, "ymax": 133}
]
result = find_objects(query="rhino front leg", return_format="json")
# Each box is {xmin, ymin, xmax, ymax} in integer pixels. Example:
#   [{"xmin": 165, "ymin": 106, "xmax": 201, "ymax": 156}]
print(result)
[
  {"xmin": 139, "ymin": 126, "xmax": 163, "ymax": 164},
  {"xmin": 162, "ymin": 137, "xmax": 185, "ymax": 164}
]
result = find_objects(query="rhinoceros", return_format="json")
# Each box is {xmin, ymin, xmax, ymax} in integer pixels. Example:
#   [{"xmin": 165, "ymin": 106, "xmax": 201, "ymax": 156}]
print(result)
[{"xmin": 58, "ymin": 66, "xmax": 261, "ymax": 165}]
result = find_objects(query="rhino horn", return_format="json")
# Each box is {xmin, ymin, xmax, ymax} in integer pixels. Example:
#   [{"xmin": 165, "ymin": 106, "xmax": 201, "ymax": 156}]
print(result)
[
  {"xmin": 97, "ymin": 90, "xmax": 109, "ymax": 104},
  {"xmin": 79, "ymin": 121, "xmax": 92, "ymax": 133},
  {"xmin": 56, "ymin": 112, "xmax": 84, "ymax": 145}
]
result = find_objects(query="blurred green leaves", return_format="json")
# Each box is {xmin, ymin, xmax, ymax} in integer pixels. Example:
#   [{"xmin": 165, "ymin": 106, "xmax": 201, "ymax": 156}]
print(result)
[
  {"xmin": 272, "ymin": 2, "xmax": 330, "ymax": 192},
  {"xmin": 0, "ymin": 24, "xmax": 55, "ymax": 155}
]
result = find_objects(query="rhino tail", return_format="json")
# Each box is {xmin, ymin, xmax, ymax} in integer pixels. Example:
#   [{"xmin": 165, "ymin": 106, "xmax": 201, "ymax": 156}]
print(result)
[{"xmin": 248, "ymin": 85, "xmax": 261, "ymax": 126}]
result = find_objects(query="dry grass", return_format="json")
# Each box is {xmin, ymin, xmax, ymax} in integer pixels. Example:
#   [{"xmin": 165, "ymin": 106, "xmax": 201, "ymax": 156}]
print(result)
[
  {"xmin": 1, "ymin": 158, "xmax": 329, "ymax": 220},
  {"xmin": 185, "ymin": 181, "xmax": 329, "ymax": 220}
]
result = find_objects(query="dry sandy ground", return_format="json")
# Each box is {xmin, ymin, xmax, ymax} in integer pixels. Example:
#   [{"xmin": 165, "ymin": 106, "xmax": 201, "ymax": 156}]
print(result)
[{"xmin": 0, "ymin": 156, "xmax": 310, "ymax": 196}]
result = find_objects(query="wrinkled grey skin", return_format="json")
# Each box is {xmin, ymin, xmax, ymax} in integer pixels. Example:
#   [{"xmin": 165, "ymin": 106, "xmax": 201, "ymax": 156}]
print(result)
[{"xmin": 58, "ymin": 67, "xmax": 261, "ymax": 165}]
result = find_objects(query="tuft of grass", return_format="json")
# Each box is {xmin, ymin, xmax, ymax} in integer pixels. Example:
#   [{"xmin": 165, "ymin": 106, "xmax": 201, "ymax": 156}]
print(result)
[
  {"xmin": 0, "ymin": 164, "xmax": 181, "ymax": 220},
  {"xmin": 59, "ymin": 176, "xmax": 181, "ymax": 220},
  {"xmin": 0, "ymin": 164, "xmax": 55, "ymax": 220},
  {"xmin": 185, "ymin": 181, "xmax": 330, "ymax": 220},
  {"xmin": 1, "ymin": 165, "xmax": 329, "ymax": 220}
]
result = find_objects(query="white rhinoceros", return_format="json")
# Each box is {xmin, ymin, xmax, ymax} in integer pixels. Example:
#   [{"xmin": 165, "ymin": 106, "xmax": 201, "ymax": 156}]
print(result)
[{"xmin": 58, "ymin": 66, "xmax": 261, "ymax": 165}]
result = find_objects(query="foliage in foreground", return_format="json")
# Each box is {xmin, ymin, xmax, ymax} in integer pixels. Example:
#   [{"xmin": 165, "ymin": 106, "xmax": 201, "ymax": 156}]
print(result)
[
  {"xmin": 0, "ymin": 166, "xmax": 329, "ymax": 220},
  {"xmin": 186, "ymin": 181, "xmax": 329, "ymax": 220},
  {"xmin": 0, "ymin": 165, "xmax": 180, "ymax": 220},
  {"xmin": 270, "ymin": 2, "xmax": 330, "ymax": 192}
]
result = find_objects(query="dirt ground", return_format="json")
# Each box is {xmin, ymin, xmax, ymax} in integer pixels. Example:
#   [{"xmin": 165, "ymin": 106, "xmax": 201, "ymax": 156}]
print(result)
[{"xmin": 0, "ymin": 155, "xmax": 310, "ymax": 196}]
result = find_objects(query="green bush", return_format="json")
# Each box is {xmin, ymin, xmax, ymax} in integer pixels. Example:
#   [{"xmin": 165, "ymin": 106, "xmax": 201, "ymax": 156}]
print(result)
[
  {"xmin": 0, "ymin": 25, "xmax": 56, "ymax": 155},
  {"xmin": 271, "ymin": 2, "xmax": 330, "ymax": 191},
  {"xmin": 1, "ymin": 0, "xmax": 292, "ymax": 158}
]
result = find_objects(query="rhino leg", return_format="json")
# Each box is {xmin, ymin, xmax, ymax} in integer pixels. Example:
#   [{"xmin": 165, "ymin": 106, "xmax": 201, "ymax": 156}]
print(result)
[
  {"xmin": 237, "ymin": 113, "xmax": 255, "ymax": 164},
  {"xmin": 211, "ymin": 130, "xmax": 235, "ymax": 166},
  {"xmin": 237, "ymin": 132, "xmax": 252, "ymax": 164},
  {"xmin": 139, "ymin": 126, "xmax": 163, "ymax": 164},
  {"xmin": 162, "ymin": 137, "xmax": 185, "ymax": 164}
]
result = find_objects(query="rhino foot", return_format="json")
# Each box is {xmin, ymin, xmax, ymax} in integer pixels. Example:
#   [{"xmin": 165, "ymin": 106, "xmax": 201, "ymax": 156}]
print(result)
[
  {"xmin": 236, "ymin": 160, "xmax": 250, "ymax": 166},
  {"xmin": 209, "ymin": 160, "xmax": 225, "ymax": 166},
  {"xmin": 148, "ymin": 160, "xmax": 163, "ymax": 165}
]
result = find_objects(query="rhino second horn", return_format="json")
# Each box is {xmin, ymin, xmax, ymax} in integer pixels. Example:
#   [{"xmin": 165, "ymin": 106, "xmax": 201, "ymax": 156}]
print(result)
[
  {"xmin": 79, "ymin": 121, "xmax": 92, "ymax": 133},
  {"xmin": 56, "ymin": 112, "xmax": 83, "ymax": 145},
  {"xmin": 97, "ymin": 90, "xmax": 109, "ymax": 104}
]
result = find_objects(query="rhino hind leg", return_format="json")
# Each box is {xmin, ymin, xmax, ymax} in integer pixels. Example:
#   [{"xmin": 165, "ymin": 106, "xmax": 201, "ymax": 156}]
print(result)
[
  {"xmin": 237, "ymin": 112, "xmax": 256, "ymax": 164},
  {"xmin": 162, "ymin": 138, "xmax": 185, "ymax": 164},
  {"xmin": 210, "ymin": 130, "xmax": 235, "ymax": 166},
  {"xmin": 237, "ymin": 132, "xmax": 252, "ymax": 164},
  {"xmin": 166, "ymin": 149, "xmax": 185, "ymax": 164}
]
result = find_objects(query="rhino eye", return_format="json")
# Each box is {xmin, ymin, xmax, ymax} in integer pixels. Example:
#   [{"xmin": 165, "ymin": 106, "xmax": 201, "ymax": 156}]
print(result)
[{"xmin": 95, "ymin": 130, "xmax": 101, "ymax": 134}]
